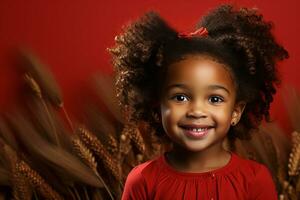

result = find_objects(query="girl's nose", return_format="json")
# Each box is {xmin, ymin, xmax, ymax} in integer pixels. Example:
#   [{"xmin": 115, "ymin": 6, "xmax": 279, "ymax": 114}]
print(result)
[{"xmin": 186, "ymin": 101, "xmax": 207, "ymax": 119}]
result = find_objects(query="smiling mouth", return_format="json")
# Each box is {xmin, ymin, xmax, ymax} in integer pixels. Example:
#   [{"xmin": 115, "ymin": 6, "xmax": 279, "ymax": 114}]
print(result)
[{"xmin": 179, "ymin": 125, "xmax": 213, "ymax": 139}]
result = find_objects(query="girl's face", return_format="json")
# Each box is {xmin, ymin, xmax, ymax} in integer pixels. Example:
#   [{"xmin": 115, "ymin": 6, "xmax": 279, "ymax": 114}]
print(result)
[{"xmin": 160, "ymin": 55, "xmax": 244, "ymax": 152}]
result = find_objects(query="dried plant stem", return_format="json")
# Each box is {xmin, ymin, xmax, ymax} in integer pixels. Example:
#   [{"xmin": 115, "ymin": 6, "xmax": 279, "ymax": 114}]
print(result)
[
  {"xmin": 77, "ymin": 127, "xmax": 120, "ymax": 180},
  {"xmin": 20, "ymin": 49, "xmax": 63, "ymax": 107},
  {"xmin": 16, "ymin": 160, "xmax": 63, "ymax": 200},
  {"xmin": 123, "ymin": 125, "xmax": 145, "ymax": 153},
  {"xmin": 107, "ymin": 134, "xmax": 118, "ymax": 155},
  {"xmin": 67, "ymin": 187, "xmax": 76, "ymax": 200},
  {"xmin": 288, "ymin": 131, "xmax": 300, "ymax": 176},
  {"xmin": 73, "ymin": 187, "xmax": 81, "ymax": 200},
  {"xmin": 119, "ymin": 131, "xmax": 131, "ymax": 160},
  {"xmin": 12, "ymin": 172, "xmax": 32, "ymax": 200},
  {"xmin": 72, "ymin": 137, "xmax": 113, "ymax": 199},
  {"xmin": 83, "ymin": 187, "xmax": 90, "ymax": 200},
  {"xmin": 33, "ymin": 189, "xmax": 39, "ymax": 200},
  {"xmin": 62, "ymin": 106, "xmax": 74, "ymax": 132},
  {"xmin": 95, "ymin": 172, "xmax": 115, "ymax": 200},
  {"xmin": 24, "ymin": 73, "xmax": 42, "ymax": 98},
  {"xmin": 24, "ymin": 73, "xmax": 60, "ymax": 146},
  {"xmin": 4, "ymin": 143, "xmax": 31, "ymax": 200},
  {"xmin": 41, "ymin": 100, "xmax": 60, "ymax": 146},
  {"xmin": 72, "ymin": 137, "xmax": 98, "ymax": 175}
]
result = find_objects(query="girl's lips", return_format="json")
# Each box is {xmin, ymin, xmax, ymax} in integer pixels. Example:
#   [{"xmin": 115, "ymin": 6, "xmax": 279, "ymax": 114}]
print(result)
[{"xmin": 179, "ymin": 125, "xmax": 213, "ymax": 139}]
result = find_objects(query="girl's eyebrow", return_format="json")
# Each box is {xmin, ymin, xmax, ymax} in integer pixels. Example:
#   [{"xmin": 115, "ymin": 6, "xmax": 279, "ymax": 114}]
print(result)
[
  {"xmin": 207, "ymin": 85, "xmax": 230, "ymax": 94},
  {"xmin": 166, "ymin": 84, "xmax": 230, "ymax": 94},
  {"xmin": 165, "ymin": 84, "xmax": 189, "ymax": 91}
]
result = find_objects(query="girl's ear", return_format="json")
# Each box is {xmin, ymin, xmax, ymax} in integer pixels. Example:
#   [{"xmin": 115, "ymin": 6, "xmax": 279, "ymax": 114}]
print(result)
[{"xmin": 231, "ymin": 101, "xmax": 246, "ymax": 126}]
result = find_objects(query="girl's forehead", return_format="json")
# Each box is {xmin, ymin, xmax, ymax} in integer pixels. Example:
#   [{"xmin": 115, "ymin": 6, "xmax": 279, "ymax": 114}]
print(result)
[{"xmin": 164, "ymin": 55, "xmax": 236, "ymax": 91}]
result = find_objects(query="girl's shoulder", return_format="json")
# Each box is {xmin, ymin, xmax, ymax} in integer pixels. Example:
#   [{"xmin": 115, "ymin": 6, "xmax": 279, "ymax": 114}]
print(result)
[
  {"xmin": 233, "ymin": 153, "xmax": 278, "ymax": 198},
  {"xmin": 126, "ymin": 155, "xmax": 165, "ymax": 183},
  {"xmin": 233, "ymin": 153, "xmax": 272, "ymax": 178},
  {"xmin": 121, "ymin": 156, "xmax": 164, "ymax": 199}
]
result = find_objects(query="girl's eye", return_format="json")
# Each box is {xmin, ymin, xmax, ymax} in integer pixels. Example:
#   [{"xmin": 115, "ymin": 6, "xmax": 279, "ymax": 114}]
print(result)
[
  {"xmin": 171, "ymin": 94, "xmax": 189, "ymax": 102},
  {"xmin": 209, "ymin": 96, "xmax": 224, "ymax": 104}
]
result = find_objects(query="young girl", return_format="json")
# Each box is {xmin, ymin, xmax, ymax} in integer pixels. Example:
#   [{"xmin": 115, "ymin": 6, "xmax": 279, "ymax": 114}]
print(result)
[{"xmin": 110, "ymin": 4, "xmax": 289, "ymax": 200}]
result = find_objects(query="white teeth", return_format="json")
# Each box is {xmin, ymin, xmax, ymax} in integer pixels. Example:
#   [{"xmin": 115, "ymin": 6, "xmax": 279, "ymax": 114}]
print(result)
[{"xmin": 191, "ymin": 128, "xmax": 206, "ymax": 132}]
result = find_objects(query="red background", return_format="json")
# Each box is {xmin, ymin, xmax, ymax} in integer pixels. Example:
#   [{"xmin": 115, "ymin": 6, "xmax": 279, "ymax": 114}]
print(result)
[{"xmin": 0, "ymin": 0, "xmax": 299, "ymax": 133}]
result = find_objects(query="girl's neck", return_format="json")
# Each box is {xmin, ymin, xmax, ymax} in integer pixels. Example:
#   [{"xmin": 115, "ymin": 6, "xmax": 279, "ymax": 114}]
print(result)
[{"xmin": 166, "ymin": 144, "xmax": 231, "ymax": 173}]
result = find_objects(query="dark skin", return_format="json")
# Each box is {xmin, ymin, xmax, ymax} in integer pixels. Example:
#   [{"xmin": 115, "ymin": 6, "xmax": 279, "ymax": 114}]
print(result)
[
  {"xmin": 166, "ymin": 143, "xmax": 231, "ymax": 173},
  {"xmin": 160, "ymin": 54, "xmax": 245, "ymax": 173}
]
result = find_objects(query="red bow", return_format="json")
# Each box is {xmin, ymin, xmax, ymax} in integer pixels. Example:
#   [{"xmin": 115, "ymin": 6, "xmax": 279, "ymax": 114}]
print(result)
[{"xmin": 178, "ymin": 27, "xmax": 208, "ymax": 38}]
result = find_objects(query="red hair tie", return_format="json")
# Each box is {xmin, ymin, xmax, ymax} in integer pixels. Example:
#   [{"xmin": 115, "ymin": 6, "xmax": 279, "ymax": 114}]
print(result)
[{"xmin": 178, "ymin": 27, "xmax": 208, "ymax": 38}]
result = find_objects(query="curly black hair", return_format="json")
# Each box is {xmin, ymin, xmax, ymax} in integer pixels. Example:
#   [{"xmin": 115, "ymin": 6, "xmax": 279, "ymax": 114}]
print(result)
[{"xmin": 109, "ymin": 4, "xmax": 289, "ymax": 141}]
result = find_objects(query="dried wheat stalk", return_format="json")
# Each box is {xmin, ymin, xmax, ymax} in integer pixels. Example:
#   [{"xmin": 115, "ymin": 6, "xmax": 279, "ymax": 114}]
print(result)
[
  {"xmin": 104, "ymin": 134, "xmax": 118, "ymax": 156},
  {"xmin": 122, "ymin": 125, "xmax": 145, "ymax": 154},
  {"xmin": 119, "ymin": 130, "xmax": 131, "ymax": 157},
  {"xmin": 77, "ymin": 126, "xmax": 121, "ymax": 180},
  {"xmin": 0, "ymin": 117, "xmax": 18, "ymax": 151},
  {"xmin": 12, "ymin": 170, "xmax": 32, "ymax": 200},
  {"xmin": 8, "ymin": 112, "xmax": 102, "ymax": 188},
  {"xmin": 24, "ymin": 73, "xmax": 42, "ymax": 99},
  {"xmin": 19, "ymin": 49, "xmax": 63, "ymax": 107},
  {"xmin": 72, "ymin": 137, "xmax": 98, "ymax": 176},
  {"xmin": 3, "ymin": 143, "xmax": 61, "ymax": 200},
  {"xmin": 8, "ymin": 145, "xmax": 32, "ymax": 200},
  {"xmin": 23, "ymin": 73, "xmax": 61, "ymax": 146},
  {"xmin": 288, "ymin": 131, "xmax": 300, "ymax": 176},
  {"xmin": 16, "ymin": 160, "xmax": 63, "ymax": 200},
  {"xmin": 2, "ymin": 143, "xmax": 32, "ymax": 200},
  {"xmin": 85, "ymin": 108, "xmax": 119, "ymax": 155},
  {"xmin": 72, "ymin": 136, "xmax": 116, "ymax": 200}
]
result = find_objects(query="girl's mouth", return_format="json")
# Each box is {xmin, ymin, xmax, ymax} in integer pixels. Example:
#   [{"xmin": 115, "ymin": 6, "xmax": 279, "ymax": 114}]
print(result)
[{"xmin": 179, "ymin": 125, "xmax": 213, "ymax": 139}]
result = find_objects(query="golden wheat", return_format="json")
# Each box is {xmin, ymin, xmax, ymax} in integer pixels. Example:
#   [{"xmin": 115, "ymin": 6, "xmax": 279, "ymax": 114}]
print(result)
[
  {"xmin": 288, "ymin": 131, "xmax": 300, "ymax": 176},
  {"xmin": 23, "ymin": 73, "xmax": 42, "ymax": 99},
  {"xmin": 12, "ymin": 170, "xmax": 32, "ymax": 200},
  {"xmin": 129, "ymin": 128, "xmax": 145, "ymax": 153},
  {"xmin": 77, "ymin": 126, "xmax": 121, "ymax": 180},
  {"xmin": 72, "ymin": 137, "xmax": 99, "ymax": 176},
  {"xmin": 72, "ymin": 137, "xmax": 115, "ymax": 200},
  {"xmin": 20, "ymin": 49, "xmax": 63, "ymax": 107},
  {"xmin": 16, "ymin": 160, "xmax": 63, "ymax": 200},
  {"xmin": 119, "ymin": 131, "xmax": 131, "ymax": 157},
  {"xmin": 122, "ymin": 125, "xmax": 145, "ymax": 153},
  {"xmin": 107, "ymin": 134, "xmax": 118, "ymax": 155}
]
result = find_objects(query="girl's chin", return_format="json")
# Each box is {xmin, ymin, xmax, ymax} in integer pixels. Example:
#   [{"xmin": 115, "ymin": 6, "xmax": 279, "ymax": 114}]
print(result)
[
  {"xmin": 183, "ymin": 145, "xmax": 209, "ymax": 152},
  {"xmin": 176, "ymin": 141, "xmax": 212, "ymax": 152}
]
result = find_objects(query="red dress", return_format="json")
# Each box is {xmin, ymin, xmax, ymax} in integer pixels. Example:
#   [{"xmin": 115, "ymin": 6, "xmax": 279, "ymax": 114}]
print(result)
[{"xmin": 121, "ymin": 152, "xmax": 278, "ymax": 200}]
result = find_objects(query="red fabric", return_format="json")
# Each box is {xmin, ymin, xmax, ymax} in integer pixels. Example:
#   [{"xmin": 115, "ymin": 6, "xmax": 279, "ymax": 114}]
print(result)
[{"xmin": 121, "ymin": 153, "xmax": 278, "ymax": 200}]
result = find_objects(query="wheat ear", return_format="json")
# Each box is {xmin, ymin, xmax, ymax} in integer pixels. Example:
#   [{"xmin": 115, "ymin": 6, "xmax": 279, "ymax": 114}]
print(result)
[
  {"xmin": 24, "ymin": 73, "xmax": 61, "ymax": 146},
  {"xmin": 12, "ymin": 168, "xmax": 32, "ymax": 200},
  {"xmin": 107, "ymin": 134, "xmax": 118, "ymax": 155},
  {"xmin": 72, "ymin": 137, "xmax": 115, "ymax": 200},
  {"xmin": 20, "ymin": 49, "xmax": 63, "ymax": 107},
  {"xmin": 124, "ymin": 125, "xmax": 145, "ymax": 154},
  {"xmin": 2, "ymin": 142, "xmax": 32, "ymax": 200},
  {"xmin": 77, "ymin": 126, "xmax": 121, "ymax": 181},
  {"xmin": 16, "ymin": 160, "xmax": 63, "ymax": 200},
  {"xmin": 288, "ymin": 131, "xmax": 300, "ymax": 176},
  {"xmin": 24, "ymin": 73, "xmax": 42, "ymax": 98},
  {"xmin": 72, "ymin": 137, "xmax": 98, "ymax": 175},
  {"xmin": 119, "ymin": 129, "xmax": 131, "ymax": 157}
]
